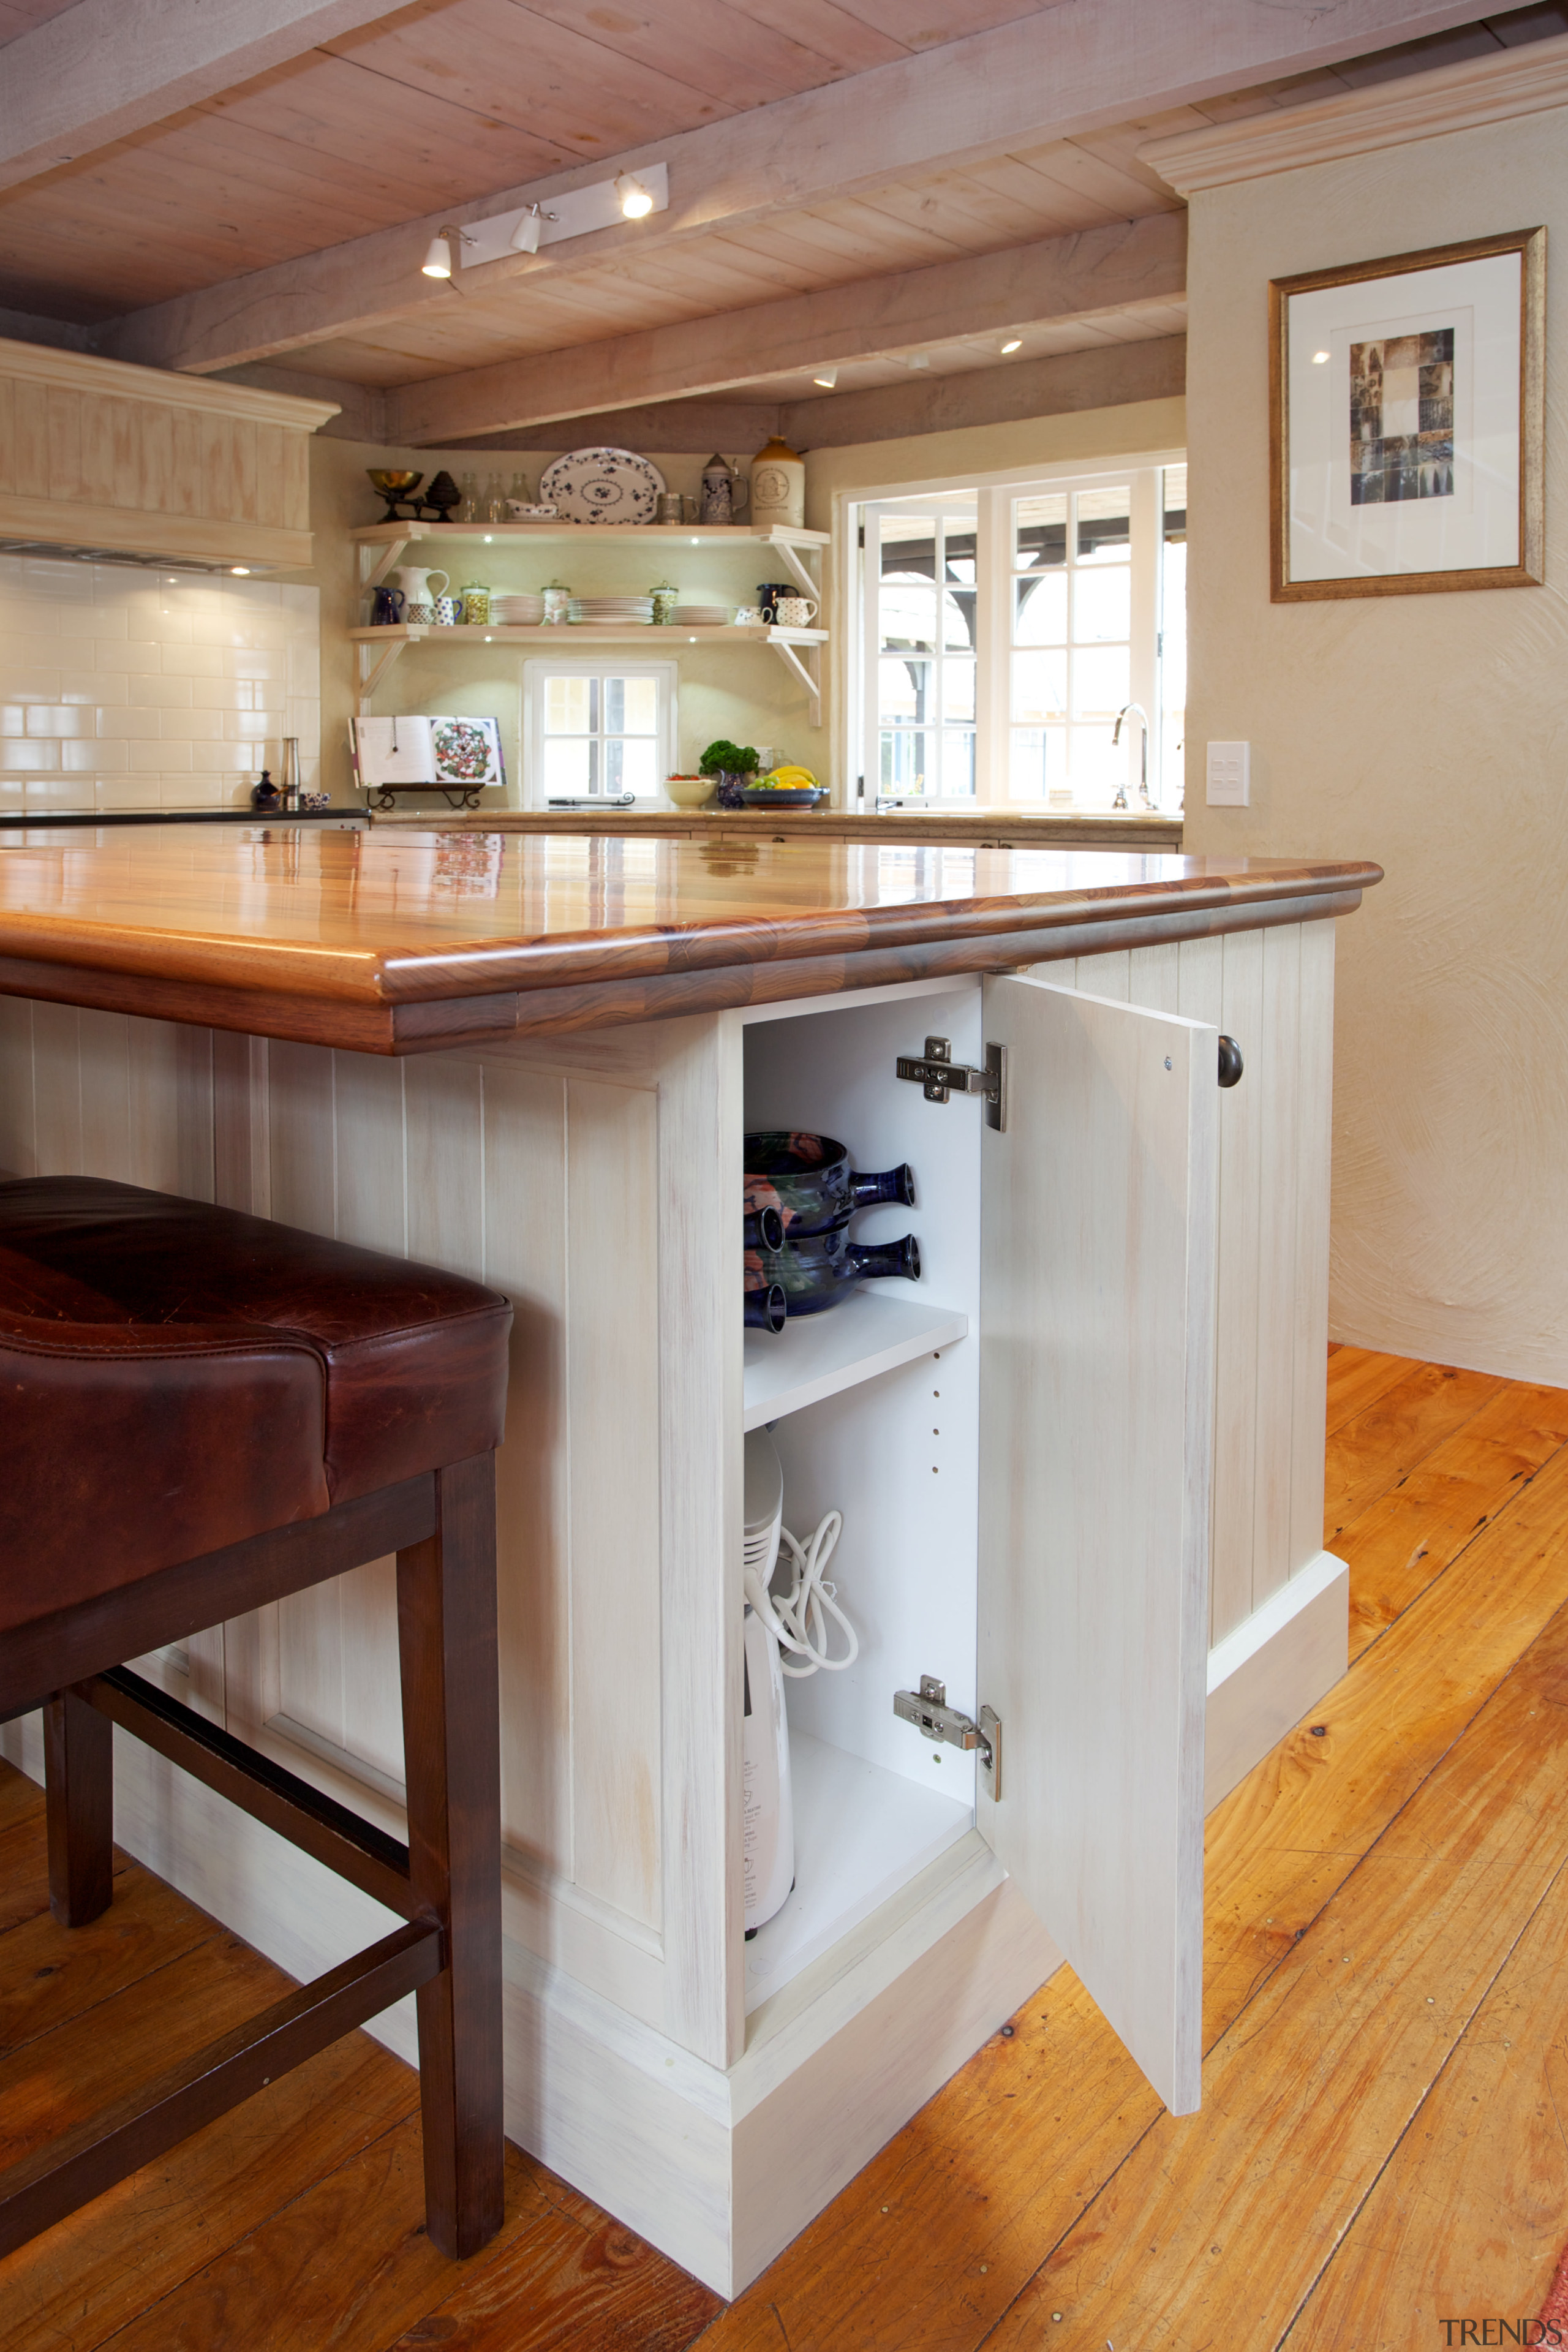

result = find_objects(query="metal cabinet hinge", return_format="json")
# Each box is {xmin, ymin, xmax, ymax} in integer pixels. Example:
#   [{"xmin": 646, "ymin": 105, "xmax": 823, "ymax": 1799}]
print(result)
[
  {"xmin": 894, "ymin": 1675, "xmax": 1002, "ymax": 1798},
  {"xmin": 894, "ymin": 1036, "xmax": 1008, "ymax": 1131}
]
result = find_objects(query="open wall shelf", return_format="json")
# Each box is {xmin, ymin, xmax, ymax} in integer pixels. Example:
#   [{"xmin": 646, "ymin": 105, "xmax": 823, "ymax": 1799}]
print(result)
[{"xmin": 349, "ymin": 524, "xmax": 829, "ymax": 723}]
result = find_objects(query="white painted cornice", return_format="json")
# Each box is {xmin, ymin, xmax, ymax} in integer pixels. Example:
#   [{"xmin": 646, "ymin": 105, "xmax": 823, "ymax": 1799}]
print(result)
[{"xmin": 1139, "ymin": 31, "xmax": 1568, "ymax": 194}]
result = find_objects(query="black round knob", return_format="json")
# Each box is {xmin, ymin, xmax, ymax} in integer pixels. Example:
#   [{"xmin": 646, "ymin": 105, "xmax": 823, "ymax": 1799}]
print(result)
[{"xmin": 1217, "ymin": 1035, "xmax": 1244, "ymax": 1088}]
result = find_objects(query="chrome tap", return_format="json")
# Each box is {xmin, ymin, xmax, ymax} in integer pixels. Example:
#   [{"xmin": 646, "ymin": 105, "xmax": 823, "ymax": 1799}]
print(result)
[{"xmin": 1112, "ymin": 703, "xmax": 1152, "ymax": 810}]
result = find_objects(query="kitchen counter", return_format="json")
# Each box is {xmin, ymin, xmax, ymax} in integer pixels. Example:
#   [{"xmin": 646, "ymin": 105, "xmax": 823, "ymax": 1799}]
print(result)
[
  {"xmin": 0, "ymin": 819, "xmax": 1378, "ymax": 1054},
  {"xmin": 371, "ymin": 805, "xmax": 1183, "ymax": 850},
  {"xmin": 0, "ymin": 812, "xmax": 1381, "ymax": 2296}
]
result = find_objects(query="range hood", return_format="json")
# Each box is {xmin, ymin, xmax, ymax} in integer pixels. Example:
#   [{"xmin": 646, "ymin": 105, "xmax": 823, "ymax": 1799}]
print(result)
[{"xmin": 0, "ymin": 338, "xmax": 339, "ymax": 573}]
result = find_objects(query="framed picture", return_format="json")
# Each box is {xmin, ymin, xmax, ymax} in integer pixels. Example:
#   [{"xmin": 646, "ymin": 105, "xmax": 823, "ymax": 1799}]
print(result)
[{"xmin": 1270, "ymin": 226, "xmax": 1544, "ymax": 601}]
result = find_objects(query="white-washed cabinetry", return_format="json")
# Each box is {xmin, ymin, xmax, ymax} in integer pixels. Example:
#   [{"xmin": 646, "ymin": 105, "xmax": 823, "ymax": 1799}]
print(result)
[{"xmin": 0, "ymin": 916, "xmax": 1342, "ymax": 2296}]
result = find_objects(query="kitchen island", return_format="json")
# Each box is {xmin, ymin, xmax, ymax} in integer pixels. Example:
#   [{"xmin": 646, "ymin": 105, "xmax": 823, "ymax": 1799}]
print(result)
[{"xmin": 0, "ymin": 821, "xmax": 1379, "ymax": 2294}]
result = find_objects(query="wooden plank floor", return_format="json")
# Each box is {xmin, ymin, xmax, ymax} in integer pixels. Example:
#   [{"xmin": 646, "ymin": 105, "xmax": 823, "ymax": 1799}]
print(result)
[{"xmin": 5, "ymin": 1347, "xmax": 1568, "ymax": 2348}]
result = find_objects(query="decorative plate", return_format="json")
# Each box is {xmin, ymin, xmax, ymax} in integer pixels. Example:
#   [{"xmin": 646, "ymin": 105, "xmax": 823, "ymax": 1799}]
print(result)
[{"xmin": 537, "ymin": 448, "xmax": 666, "ymax": 526}]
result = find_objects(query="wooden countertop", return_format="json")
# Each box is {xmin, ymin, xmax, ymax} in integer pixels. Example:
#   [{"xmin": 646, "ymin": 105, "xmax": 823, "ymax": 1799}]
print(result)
[
  {"xmin": 0, "ymin": 822, "xmax": 1380, "ymax": 1055},
  {"xmin": 371, "ymin": 807, "xmax": 1185, "ymax": 851}
]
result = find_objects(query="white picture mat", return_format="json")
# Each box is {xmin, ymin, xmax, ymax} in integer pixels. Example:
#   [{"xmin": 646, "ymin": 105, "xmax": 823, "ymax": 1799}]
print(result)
[{"xmin": 1286, "ymin": 250, "xmax": 1521, "ymax": 582}]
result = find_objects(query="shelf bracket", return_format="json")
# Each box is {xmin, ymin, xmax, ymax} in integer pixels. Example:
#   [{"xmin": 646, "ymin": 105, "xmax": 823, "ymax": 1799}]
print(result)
[
  {"xmin": 356, "ymin": 637, "xmax": 410, "ymax": 715},
  {"xmin": 360, "ymin": 535, "xmax": 409, "ymax": 590},
  {"xmin": 774, "ymin": 540, "xmax": 820, "ymax": 602},
  {"xmin": 768, "ymin": 635, "xmax": 821, "ymax": 728}
]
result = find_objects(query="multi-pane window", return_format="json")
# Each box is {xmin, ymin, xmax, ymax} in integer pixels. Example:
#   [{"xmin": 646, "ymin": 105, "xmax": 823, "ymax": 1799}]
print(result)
[
  {"xmin": 867, "ymin": 498, "xmax": 977, "ymax": 803},
  {"xmin": 854, "ymin": 465, "xmax": 1181, "ymax": 809},
  {"xmin": 524, "ymin": 661, "xmax": 674, "ymax": 802},
  {"xmin": 1010, "ymin": 485, "xmax": 1133, "ymax": 805},
  {"xmin": 1160, "ymin": 465, "xmax": 1188, "ymax": 799}
]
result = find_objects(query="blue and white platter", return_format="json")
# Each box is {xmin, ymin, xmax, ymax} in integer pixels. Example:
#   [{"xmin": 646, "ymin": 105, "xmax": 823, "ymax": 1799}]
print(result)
[{"xmin": 537, "ymin": 448, "xmax": 666, "ymax": 526}]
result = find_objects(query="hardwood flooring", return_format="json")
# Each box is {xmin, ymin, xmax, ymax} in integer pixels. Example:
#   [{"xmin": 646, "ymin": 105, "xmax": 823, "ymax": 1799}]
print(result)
[{"xmin": 4, "ymin": 1348, "xmax": 1568, "ymax": 2348}]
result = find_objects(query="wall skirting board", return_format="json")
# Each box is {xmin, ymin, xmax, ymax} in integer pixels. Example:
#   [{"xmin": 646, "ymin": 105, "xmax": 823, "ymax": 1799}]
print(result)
[
  {"xmin": 1, "ymin": 1555, "xmax": 1346, "ymax": 2294},
  {"xmin": 1203, "ymin": 1549, "xmax": 1349, "ymax": 1811}
]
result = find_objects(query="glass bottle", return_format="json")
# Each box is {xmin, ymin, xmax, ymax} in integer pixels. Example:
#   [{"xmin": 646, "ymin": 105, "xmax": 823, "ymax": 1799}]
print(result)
[
  {"xmin": 508, "ymin": 470, "xmax": 529, "ymax": 508},
  {"xmin": 484, "ymin": 472, "xmax": 506, "ymax": 524},
  {"xmin": 458, "ymin": 471, "xmax": 479, "ymax": 524}
]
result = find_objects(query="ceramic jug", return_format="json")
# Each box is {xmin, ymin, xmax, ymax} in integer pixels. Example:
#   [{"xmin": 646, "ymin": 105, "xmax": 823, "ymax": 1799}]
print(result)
[
  {"xmin": 390, "ymin": 565, "xmax": 450, "ymax": 622},
  {"xmin": 749, "ymin": 435, "xmax": 805, "ymax": 530},
  {"xmin": 369, "ymin": 584, "xmax": 405, "ymax": 627}
]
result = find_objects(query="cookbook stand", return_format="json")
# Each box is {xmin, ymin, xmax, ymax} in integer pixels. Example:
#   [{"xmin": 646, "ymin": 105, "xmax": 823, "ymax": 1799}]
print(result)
[{"xmin": 364, "ymin": 781, "xmax": 494, "ymax": 812}]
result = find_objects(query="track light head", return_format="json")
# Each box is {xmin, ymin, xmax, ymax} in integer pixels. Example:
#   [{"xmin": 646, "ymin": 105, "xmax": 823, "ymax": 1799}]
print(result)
[
  {"xmin": 421, "ymin": 233, "xmax": 454, "ymax": 279},
  {"xmin": 510, "ymin": 205, "xmax": 543, "ymax": 254},
  {"xmin": 615, "ymin": 172, "xmax": 654, "ymax": 219}
]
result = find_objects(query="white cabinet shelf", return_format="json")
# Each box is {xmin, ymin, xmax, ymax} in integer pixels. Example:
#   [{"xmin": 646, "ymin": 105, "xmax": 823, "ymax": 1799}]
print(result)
[
  {"xmin": 744, "ymin": 1730, "xmax": 974, "ymax": 2014},
  {"xmin": 742, "ymin": 1289, "xmax": 968, "ymax": 1431}
]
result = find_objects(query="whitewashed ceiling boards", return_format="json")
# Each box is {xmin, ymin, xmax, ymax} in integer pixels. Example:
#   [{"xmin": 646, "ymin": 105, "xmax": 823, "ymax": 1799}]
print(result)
[{"xmin": 2, "ymin": 1, "xmax": 1564, "ymax": 448}]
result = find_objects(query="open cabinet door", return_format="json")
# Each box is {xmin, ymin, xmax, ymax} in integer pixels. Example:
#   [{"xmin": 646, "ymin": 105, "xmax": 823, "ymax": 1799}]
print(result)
[{"xmin": 978, "ymin": 975, "xmax": 1216, "ymax": 2116}]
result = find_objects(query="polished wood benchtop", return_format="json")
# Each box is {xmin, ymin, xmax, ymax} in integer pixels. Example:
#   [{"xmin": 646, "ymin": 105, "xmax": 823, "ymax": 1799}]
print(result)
[
  {"xmin": 0, "ymin": 822, "xmax": 1381, "ymax": 1055},
  {"xmin": 372, "ymin": 807, "xmax": 1185, "ymax": 851}
]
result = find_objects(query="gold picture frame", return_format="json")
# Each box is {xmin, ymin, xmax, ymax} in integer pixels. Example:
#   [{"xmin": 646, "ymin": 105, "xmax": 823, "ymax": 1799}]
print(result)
[{"xmin": 1269, "ymin": 225, "xmax": 1544, "ymax": 601}]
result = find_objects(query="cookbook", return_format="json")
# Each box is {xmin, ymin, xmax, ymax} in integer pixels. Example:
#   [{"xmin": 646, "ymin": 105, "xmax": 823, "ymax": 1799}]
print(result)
[{"xmin": 350, "ymin": 714, "xmax": 505, "ymax": 791}]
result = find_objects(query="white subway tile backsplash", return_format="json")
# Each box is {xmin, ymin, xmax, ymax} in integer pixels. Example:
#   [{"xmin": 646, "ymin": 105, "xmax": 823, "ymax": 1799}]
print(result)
[
  {"xmin": 129, "ymin": 738, "xmax": 188, "ymax": 772},
  {"xmin": 159, "ymin": 707, "xmax": 224, "ymax": 741},
  {"xmin": 190, "ymin": 677, "xmax": 254, "ymax": 712},
  {"xmin": 26, "ymin": 705, "xmax": 92, "ymax": 736},
  {"xmin": 159, "ymin": 644, "xmax": 225, "ymax": 679},
  {"xmin": 0, "ymin": 557, "xmax": 319, "ymax": 811},
  {"xmin": 112, "ymin": 639, "xmax": 165, "ymax": 675}
]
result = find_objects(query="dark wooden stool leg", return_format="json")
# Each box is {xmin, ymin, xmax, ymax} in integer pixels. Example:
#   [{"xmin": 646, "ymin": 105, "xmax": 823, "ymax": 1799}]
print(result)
[
  {"xmin": 396, "ymin": 1451, "xmax": 505, "ymax": 2260},
  {"xmin": 44, "ymin": 1687, "xmax": 114, "ymax": 1927}
]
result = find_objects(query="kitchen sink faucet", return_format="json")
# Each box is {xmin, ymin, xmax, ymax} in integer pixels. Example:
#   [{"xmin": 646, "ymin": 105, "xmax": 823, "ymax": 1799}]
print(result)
[{"xmin": 1112, "ymin": 703, "xmax": 1153, "ymax": 810}]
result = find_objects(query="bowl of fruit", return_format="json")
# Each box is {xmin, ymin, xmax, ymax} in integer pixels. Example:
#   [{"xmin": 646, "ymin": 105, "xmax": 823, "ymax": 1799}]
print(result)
[{"xmin": 740, "ymin": 766, "xmax": 828, "ymax": 808}]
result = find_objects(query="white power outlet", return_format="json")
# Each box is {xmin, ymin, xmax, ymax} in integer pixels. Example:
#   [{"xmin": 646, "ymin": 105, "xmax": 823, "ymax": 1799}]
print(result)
[{"xmin": 1206, "ymin": 742, "xmax": 1251, "ymax": 807}]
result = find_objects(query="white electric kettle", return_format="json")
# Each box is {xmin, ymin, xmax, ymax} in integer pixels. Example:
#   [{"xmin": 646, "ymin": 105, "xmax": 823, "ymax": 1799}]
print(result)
[{"xmin": 390, "ymin": 564, "xmax": 450, "ymax": 620}]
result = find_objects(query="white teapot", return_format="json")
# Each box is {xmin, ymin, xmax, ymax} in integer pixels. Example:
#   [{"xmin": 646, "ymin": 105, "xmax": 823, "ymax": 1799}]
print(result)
[{"xmin": 390, "ymin": 564, "xmax": 450, "ymax": 620}]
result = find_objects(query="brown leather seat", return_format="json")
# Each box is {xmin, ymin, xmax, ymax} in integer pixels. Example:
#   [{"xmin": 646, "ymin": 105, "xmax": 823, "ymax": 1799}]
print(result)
[
  {"xmin": 0, "ymin": 1174, "xmax": 512, "ymax": 2266},
  {"xmin": 0, "ymin": 1175, "xmax": 511, "ymax": 1626}
]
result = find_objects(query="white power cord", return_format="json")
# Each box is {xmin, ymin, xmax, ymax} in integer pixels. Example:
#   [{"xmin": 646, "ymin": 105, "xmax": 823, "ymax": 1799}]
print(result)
[{"xmin": 743, "ymin": 1510, "xmax": 858, "ymax": 1678}]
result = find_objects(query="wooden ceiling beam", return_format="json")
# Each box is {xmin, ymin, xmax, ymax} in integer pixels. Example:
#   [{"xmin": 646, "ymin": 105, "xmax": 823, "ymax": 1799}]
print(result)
[
  {"xmin": 0, "ymin": 0, "xmax": 409, "ymax": 193},
  {"xmin": 99, "ymin": 0, "xmax": 1485, "ymax": 377},
  {"xmin": 385, "ymin": 216, "xmax": 1187, "ymax": 444}
]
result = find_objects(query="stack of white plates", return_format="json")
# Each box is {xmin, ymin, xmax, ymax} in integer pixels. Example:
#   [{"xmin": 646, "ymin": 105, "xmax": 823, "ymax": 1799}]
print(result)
[
  {"xmin": 567, "ymin": 595, "xmax": 654, "ymax": 624},
  {"xmin": 491, "ymin": 594, "xmax": 545, "ymax": 625},
  {"xmin": 672, "ymin": 605, "xmax": 735, "ymax": 626}
]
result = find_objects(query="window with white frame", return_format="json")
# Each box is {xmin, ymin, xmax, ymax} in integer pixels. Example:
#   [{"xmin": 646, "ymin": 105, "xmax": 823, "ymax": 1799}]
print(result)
[
  {"xmin": 523, "ymin": 658, "xmax": 677, "ymax": 802},
  {"xmin": 852, "ymin": 461, "xmax": 1184, "ymax": 810}
]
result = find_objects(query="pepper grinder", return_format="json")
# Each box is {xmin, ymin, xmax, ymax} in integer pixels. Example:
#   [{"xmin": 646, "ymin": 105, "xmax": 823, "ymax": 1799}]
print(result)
[{"xmin": 280, "ymin": 737, "xmax": 302, "ymax": 813}]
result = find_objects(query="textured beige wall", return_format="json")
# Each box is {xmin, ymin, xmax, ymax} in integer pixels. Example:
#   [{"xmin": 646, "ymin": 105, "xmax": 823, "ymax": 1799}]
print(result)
[{"xmin": 1182, "ymin": 108, "xmax": 1568, "ymax": 1380}]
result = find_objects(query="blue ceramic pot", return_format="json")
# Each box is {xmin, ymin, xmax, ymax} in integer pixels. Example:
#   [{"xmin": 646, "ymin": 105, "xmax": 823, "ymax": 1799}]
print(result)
[
  {"xmin": 744, "ymin": 1133, "xmax": 915, "ymax": 1238},
  {"xmin": 752, "ymin": 1213, "xmax": 920, "ymax": 1317}
]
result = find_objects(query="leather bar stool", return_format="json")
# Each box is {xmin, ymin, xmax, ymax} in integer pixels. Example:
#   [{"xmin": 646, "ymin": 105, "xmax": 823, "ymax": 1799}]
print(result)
[{"xmin": 0, "ymin": 1175, "xmax": 513, "ymax": 2263}]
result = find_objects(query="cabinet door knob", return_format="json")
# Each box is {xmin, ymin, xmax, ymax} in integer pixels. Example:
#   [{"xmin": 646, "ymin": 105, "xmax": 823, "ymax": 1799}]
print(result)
[{"xmin": 1217, "ymin": 1035, "xmax": 1244, "ymax": 1088}]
